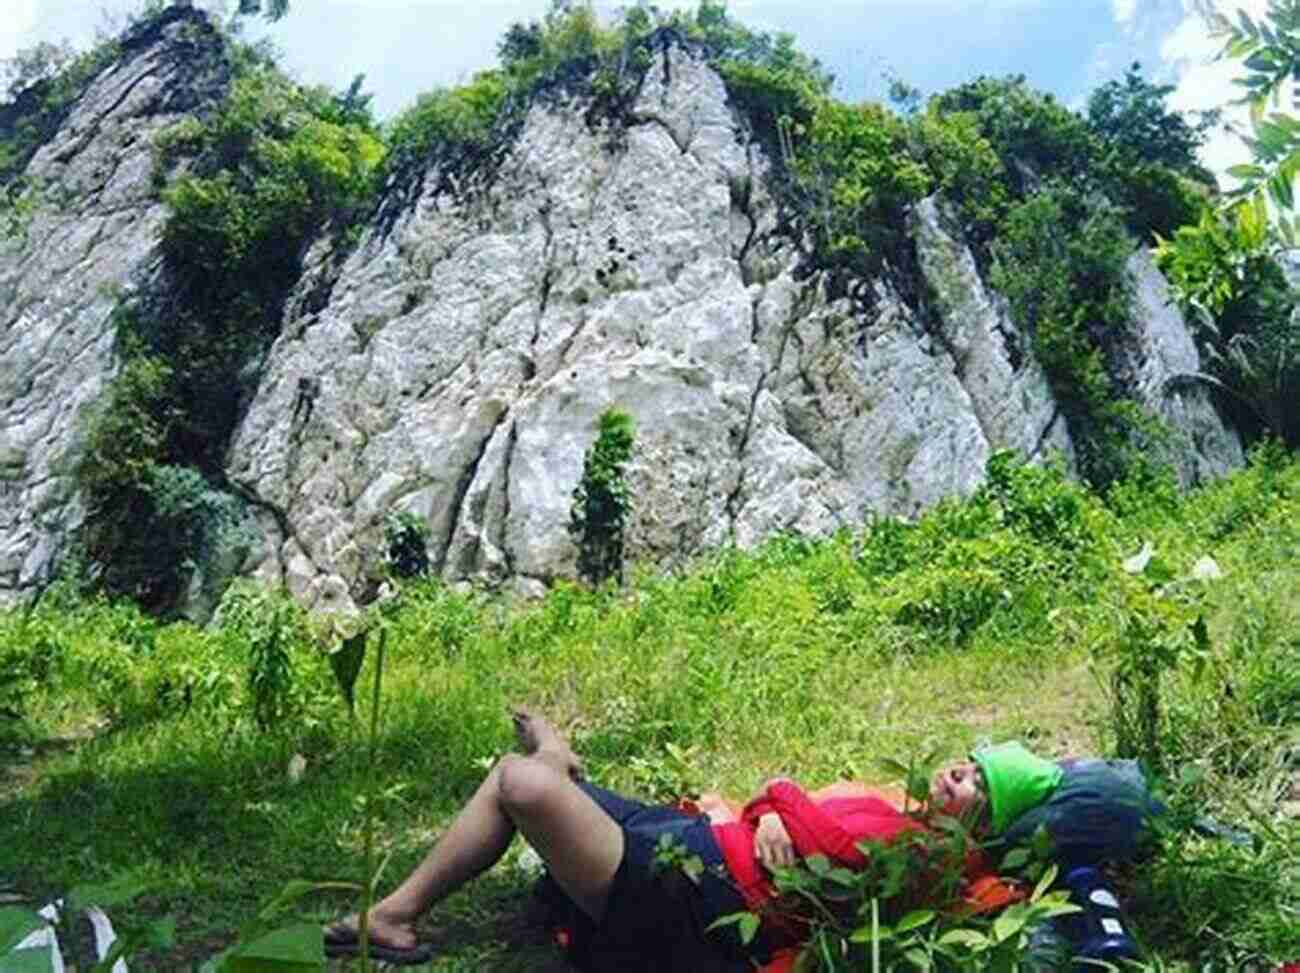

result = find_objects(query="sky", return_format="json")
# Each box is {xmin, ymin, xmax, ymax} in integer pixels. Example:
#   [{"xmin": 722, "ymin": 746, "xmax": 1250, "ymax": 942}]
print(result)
[{"xmin": 0, "ymin": 0, "xmax": 1276, "ymax": 178}]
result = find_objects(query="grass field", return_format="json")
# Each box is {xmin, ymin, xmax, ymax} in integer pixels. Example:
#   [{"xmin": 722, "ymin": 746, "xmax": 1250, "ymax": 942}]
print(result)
[{"xmin": 1, "ymin": 450, "xmax": 1298, "ymax": 970}]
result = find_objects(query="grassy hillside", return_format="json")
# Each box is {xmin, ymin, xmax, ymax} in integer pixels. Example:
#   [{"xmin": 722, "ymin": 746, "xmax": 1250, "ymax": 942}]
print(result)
[{"xmin": 1, "ymin": 450, "xmax": 1297, "ymax": 970}]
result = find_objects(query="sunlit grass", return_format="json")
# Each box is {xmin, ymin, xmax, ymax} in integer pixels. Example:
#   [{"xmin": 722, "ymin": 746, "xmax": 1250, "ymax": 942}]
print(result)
[{"xmin": 1, "ymin": 452, "xmax": 1298, "ymax": 969}]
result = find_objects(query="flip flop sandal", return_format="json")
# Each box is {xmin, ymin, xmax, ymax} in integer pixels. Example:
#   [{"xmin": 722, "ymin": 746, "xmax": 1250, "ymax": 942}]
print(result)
[{"xmin": 324, "ymin": 923, "xmax": 436, "ymax": 966}]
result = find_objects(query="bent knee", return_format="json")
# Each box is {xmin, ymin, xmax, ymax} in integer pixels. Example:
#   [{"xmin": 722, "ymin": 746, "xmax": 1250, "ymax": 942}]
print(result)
[{"xmin": 496, "ymin": 753, "xmax": 564, "ymax": 813}]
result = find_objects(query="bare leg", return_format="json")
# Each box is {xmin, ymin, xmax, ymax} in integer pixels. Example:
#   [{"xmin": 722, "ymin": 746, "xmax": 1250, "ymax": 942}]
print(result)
[{"xmin": 342, "ymin": 717, "xmax": 622, "ymax": 949}]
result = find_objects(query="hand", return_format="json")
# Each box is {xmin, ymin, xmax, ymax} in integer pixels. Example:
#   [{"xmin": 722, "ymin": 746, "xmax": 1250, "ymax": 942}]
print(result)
[{"xmin": 755, "ymin": 812, "xmax": 796, "ymax": 872}]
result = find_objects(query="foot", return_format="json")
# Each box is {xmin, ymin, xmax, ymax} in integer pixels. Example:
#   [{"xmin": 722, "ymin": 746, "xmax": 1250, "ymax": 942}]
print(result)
[
  {"xmin": 324, "ymin": 908, "xmax": 419, "ymax": 952},
  {"xmin": 511, "ymin": 706, "xmax": 564, "ymax": 754},
  {"xmin": 511, "ymin": 706, "xmax": 583, "ymax": 780}
]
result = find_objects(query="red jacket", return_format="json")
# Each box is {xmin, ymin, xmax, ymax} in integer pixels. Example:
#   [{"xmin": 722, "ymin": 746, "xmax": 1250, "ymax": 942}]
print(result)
[
  {"xmin": 711, "ymin": 779, "xmax": 923, "ymax": 913},
  {"xmin": 696, "ymin": 780, "xmax": 1022, "ymax": 973}
]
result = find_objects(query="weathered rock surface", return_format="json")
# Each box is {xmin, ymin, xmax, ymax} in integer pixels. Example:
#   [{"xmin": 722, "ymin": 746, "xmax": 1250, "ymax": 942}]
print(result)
[
  {"xmin": 1, "ymin": 21, "xmax": 1245, "ymax": 613},
  {"xmin": 0, "ymin": 9, "xmax": 228, "ymax": 604},
  {"xmin": 1118, "ymin": 248, "xmax": 1246, "ymax": 482},
  {"xmin": 227, "ymin": 42, "xmax": 1242, "ymax": 613}
]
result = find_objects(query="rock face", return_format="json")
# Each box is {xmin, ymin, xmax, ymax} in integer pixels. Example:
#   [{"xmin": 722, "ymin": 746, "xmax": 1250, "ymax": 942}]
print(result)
[
  {"xmin": 0, "ymin": 9, "xmax": 228, "ymax": 605},
  {"xmin": 1117, "ymin": 248, "xmax": 1245, "ymax": 482},
  {"xmin": 0, "ymin": 22, "xmax": 1246, "ymax": 612},
  {"xmin": 226, "ymin": 41, "xmax": 1242, "ymax": 612}
]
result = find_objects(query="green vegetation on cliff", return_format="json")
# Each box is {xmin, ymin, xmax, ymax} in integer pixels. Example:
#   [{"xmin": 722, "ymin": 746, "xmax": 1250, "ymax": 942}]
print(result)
[{"xmin": 0, "ymin": 1, "xmax": 1288, "ymax": 601}]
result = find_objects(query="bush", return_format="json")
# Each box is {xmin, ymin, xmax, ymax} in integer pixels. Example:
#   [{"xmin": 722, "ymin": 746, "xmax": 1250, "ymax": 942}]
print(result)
[
  {"xmin": 1155, "ymin": 205, "xmax": 1300, "ymax": 447},
  {"xmin": 980, "ymin": 450, "xmax": 1095, "ymax": 553},
  {"xmin": 217, "ymin": 582, "xmax": 334, "ymax": 733},
  {"xmin": 789, "ymin": 101, "xmax": 930, "ymax": 276},
  {"xmin": 0, "ymin": 38, "xmax": 121, "ymax": 183},
  {"xmin": 385, "ymin": 511, "xmax": 431, "ymax": 580},
  {"xmin": 569, "ymin": 409, "xmax": 636, "ymax": 586},
  {"xmin": 383, "ymin": 72, "xmax": 508, "ymax": 185},
  {"xmin": 930, "ymin": 75, "xmax": 1095, "ymax": 189},
  {"xmin": 910, "ymin": 108, "xmax": 1009, "ymax": 252},
  {"xmin": 78, "ymin": 58, "xmax": 383, "ymax": 611}
]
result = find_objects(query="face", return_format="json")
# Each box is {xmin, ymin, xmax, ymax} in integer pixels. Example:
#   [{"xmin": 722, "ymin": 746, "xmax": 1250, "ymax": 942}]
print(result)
[{"xmin": 930, "ymin": 760, "xmax": 986, "ymax": 817}]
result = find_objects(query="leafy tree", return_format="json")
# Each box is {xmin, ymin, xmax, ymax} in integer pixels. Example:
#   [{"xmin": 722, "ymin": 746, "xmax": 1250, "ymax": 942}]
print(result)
[
  {"xmin": 1086, "ymin": 62, "xmax": 1217, "ymax": 180},
  {"xmin": 930, "ymin": 75, "xmax": 1095, "ymax": 189},
  {"xmin": 1150, "ymin": 2, "xmax": 1300, "ymax": 447},
  {"xmin": 1202, "ymin": 0, "xmax": 1300, "ymax": 237}
]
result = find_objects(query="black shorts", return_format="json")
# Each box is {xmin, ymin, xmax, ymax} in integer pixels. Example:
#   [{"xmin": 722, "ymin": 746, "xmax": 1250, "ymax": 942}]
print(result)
[{"xmin": 537, "ymin": 782, "xmax": 762, "ymax": 973}]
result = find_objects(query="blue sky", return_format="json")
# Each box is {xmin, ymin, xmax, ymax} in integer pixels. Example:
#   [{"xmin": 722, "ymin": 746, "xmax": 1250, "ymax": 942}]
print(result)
[{"xmin": 0, "ymin": 0, "xmax": 1264, "ymax": 175}]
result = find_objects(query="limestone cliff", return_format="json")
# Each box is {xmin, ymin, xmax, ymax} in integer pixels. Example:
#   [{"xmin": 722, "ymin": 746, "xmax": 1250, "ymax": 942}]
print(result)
[
  {"xmin": 226, "ymin": 41, "xmax": 1242, "ymax": 611},
  {"xmin": 0, "ymin": 8, "xmax": 228, "ymax": 603},
  {"xmin": 0, "ymin": 19, "xmax": 1244, "ymax": 612}
]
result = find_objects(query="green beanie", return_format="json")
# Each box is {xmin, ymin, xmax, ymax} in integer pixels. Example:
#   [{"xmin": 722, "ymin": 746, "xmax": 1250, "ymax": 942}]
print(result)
[{"xmin": 972, "ymin": 742, "xmax": 1063, "ymax": 834}]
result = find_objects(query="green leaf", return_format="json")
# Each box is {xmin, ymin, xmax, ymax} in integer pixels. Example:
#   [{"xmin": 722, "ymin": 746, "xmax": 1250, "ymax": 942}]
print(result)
[
  {"xmin": 67, "ymin": 876, "xmax": 148, "ymax": 911},
  {"xmin": 1245, "ymin": 51, "xmax": 1278, "ymax": 72},
  {"xmin": 876, "ymin": 757, "xmax": 911, "ymax": 780},
  {"xmin": 1000, "ymin": 847, "xmax": 1031, "ymax": 871},
  {"xmin": 896, "ymin": 910, "xmax": 936, "ymax": 933},
  {"xmin": 0, "ymin": 910, "xmax": 45, "ymax": 955},
  {"xmin": 1037, "ymin": 902, "xmax": 1085, "ymax": 919},
  {"xmin": 1227, "ymin": 164, "xmax": 1267, "ymax": 179},
  {"xmin": 1031, "ymin": 863, "xmax": 1059, "ymax": 903},
  {"xmin": 1276, "ymin": 172, "xmax": 1295, "ymax": 208},
  {"xmin": 903, "ymin": 946, "xmax": 931, "ymax": 970},
  {"xmin": 850, "ymin": 924, "xmax": 895, "ymax": 943},
  {"xmin": 938, "ymin": 928, "xmax": 987, "ymax": 950},
  {"xmin": 804, "ymin": 854, "xmax": 831, "ymax": 877},
  {"xmin": 993, "ymin": 911, "xmax": 1027, "ymax": 943},
  {"xmin": 226, "ymin": 923, "xmax": 324, "ymax": 972},
  {"xmin": 257, "ymin": 881, "xmax": 359, "ymax": 924},
  {"xmin": 826, "ymin": 867, "xmax": 858, "ymax": 887},
  {"xmin": 1279, "ymin": 216, "xmax": 1296, "ymax": 247},
  {"xmin": 708, "ymin": 911, "xmax": 761, "ymax": 943},
  {"xmin": 328, "ymin": 630, "xmax": 368, "ymax": 714},
  {"xmin": 1228, "ymin": 36, "xmax": 1260, "ymax": 59},
  {"xmin": 0, "ymin": 947, "xmax": 55, "ymax": 973}
]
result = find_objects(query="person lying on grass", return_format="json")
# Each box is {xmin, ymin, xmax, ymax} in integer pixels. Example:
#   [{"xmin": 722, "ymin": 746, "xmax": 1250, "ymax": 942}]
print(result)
[{"xmin": 323, "ymin": 708, "xmax": 1163, "ymax": 971}]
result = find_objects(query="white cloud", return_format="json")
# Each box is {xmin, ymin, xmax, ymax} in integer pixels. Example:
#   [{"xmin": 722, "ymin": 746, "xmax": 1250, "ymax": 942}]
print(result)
[
  {"xmin": 1157, "ymin": 0, "xmax": 1287, "ymax": 180},
  {"xmin": 0, "ymin": 0, "xmax": 39, "ymax": 64},
  {"xmin": 1113, "ymin": 0, "xmax": 1139, "ymax": 25}
]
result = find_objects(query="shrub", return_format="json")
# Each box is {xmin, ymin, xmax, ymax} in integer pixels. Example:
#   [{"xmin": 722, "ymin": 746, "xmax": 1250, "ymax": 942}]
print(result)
[
  {"xmin": 569, "ymin": 409, "xmax": 636, "ymax": 587},
  {"xmin": 78, "ymin": 58, "xmax": 383, "ymax": 611},
  {"xmin": 384, "ymin": 511, "xmax": 431, "ymax": 580},
  {"xmin": 217, "ymin": 582, "xmax": 333, "ymax": 733},
  {"xmin": 980, "ymin": 450, "xmax": 1095, "ymax": 553},
  {"xmin": 910, "ymin": 108, "xmax": 1009, "ymax": 252},
  {"xmin": 382, "ymin": 72, "xmax": 508, "ymax": 185},
  {"xmin": 789, "ymin": 101, "xmax": 930, "ymax": 277},
  {"xmin": 930, "ymin": 75, "xmax": 1096, "ymax": 189},
  {"xmin": 1155, "ymin": 204, "xmax": 1300, "ymax": 446},
  {"xmin": 0, "ymin": 37, "xmax": 121, "ymax": 183}
]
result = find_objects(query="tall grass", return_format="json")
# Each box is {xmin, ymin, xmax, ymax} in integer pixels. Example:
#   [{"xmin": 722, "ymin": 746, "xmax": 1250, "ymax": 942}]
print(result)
[{"xmin": 0, "ymin": 450, "xmax": 1297, "ymax": 968}]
